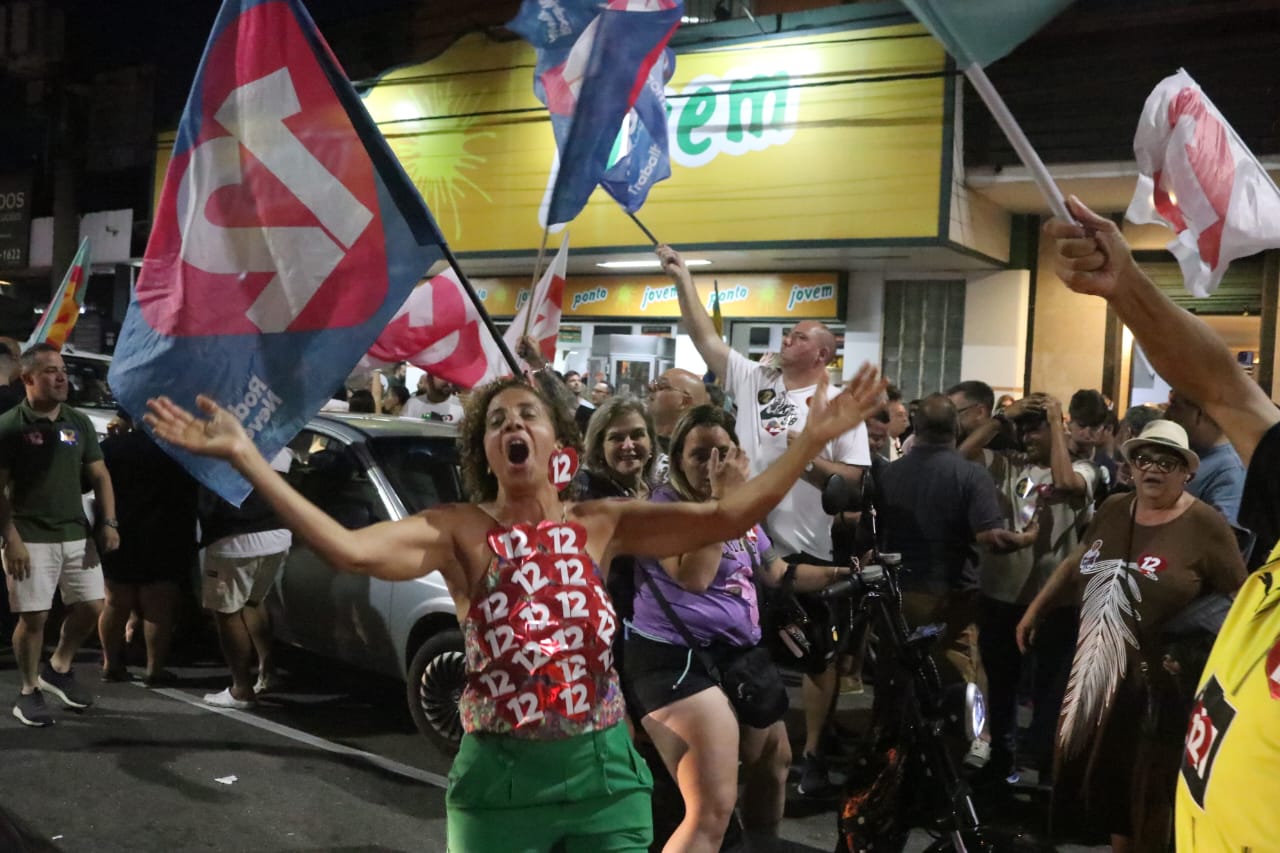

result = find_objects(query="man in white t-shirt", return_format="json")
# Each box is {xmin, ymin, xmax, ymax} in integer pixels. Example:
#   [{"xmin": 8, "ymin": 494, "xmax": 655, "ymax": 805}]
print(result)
[
  {"xmin": 660, "ymin": 244, "xmax": 872, "ymax": 801},
  {"xmin": 197, "ymin": 448, "xmax": 293, "ymax": 709},
  {"xmin": 402, "ymin": 373, "xmax": 464, "ymax": 425}
]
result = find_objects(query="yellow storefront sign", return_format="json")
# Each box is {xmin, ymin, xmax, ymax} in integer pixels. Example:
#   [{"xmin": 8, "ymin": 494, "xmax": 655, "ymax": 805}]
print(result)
[
  {"xmin": 155, "ymin": 23, "xmax": 946, "ymax": 255},
  {"xmin": 470, "ymin": 272, "xmax": 839, "ymax": 319}
]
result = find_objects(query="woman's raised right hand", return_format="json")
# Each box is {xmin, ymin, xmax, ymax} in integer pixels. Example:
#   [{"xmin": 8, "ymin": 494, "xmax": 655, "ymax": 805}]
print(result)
[{"xmin": 144, "ymin": 394, "xmax": 254, "ymax": 464}]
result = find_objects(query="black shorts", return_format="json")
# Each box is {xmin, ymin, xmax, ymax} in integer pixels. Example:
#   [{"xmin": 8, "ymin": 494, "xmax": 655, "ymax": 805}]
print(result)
[{"xmin": 623, "ymin": 631, "xmax": 786, "ymax": 729}]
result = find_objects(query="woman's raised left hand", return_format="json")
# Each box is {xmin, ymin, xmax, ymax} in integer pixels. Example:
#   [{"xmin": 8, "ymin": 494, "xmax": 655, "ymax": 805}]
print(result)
[{"xmin": 144, "ymin": 394, "xmax": 255, "ymax": 464}]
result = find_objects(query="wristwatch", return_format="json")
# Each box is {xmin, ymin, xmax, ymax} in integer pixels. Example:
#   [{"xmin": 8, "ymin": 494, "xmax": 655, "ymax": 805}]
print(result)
[{"xmin": 100, "ymin": 519, "xmax": 120, "ymax": 529}]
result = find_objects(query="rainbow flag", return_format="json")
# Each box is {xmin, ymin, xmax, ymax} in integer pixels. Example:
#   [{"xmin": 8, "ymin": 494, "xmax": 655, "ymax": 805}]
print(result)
[{"xmin": 27, "ymin": 238, "xmax": 91, "ymax": 349}]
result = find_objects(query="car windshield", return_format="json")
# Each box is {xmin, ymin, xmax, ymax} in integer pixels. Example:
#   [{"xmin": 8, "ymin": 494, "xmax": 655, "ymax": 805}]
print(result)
[
  {"xmin": 64, "ymin": 356, "xmax": 116, "ymax": 410},
  {"xmin": 366, "ymin": 435, "xmax": 462, "ymax": 514}
]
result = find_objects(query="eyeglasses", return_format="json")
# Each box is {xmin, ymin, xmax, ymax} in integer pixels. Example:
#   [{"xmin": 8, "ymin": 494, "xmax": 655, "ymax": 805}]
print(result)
[
  {"xmin": 1130, "ymin": 452, "xmax": 1183, "ymax": 473},
  {"xmin": 647, "ymin": 378, "xmax": 691, "ymax": 399}
]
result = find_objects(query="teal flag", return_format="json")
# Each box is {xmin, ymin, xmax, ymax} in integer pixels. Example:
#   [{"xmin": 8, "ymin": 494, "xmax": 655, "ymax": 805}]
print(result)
[{"xmin": 901, "ymin": 0, "xmax": 1074, "ymax": 67}]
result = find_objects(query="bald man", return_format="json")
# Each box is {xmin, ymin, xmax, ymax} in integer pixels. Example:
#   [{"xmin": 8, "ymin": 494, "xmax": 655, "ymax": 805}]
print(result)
[
  {"xmin": 646, "ymin": 368, "xmax": 709, "ymax": 487},
  {"xmin": 660, "ymin": 245, "xmax": 871, "ymax": 801}
]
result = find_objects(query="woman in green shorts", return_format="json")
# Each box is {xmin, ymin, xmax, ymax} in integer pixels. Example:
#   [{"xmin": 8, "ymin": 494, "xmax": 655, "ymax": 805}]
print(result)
[{"xmin": 143, "ymin": 367, "xmax": 885, "ymax": 852}]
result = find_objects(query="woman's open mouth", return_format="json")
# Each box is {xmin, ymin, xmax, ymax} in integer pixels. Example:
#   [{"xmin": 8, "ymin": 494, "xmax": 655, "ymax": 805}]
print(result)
[{"xmin": 506, "ymin": 438, "xmax": 530, "ymax": 464}]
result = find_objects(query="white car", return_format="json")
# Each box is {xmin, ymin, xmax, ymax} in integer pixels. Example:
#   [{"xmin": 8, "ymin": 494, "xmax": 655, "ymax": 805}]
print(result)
[
  {"xmin": 274, "ymin": 412, "xmax": 467, "ymax": 752},
  {"xmin": 61, "ymin": 346, "xmax": 117, "ymax": 437}
]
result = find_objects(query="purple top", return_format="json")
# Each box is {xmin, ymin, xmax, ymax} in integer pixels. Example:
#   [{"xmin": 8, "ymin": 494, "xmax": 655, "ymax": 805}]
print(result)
[{"xmin": 631, "ymin": 485, "xmax": 769, "ymax": 648}]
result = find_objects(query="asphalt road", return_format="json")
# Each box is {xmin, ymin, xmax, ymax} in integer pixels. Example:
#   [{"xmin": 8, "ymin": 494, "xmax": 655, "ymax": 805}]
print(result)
[{"xmin": 0, "ymin": 640, "xmax": 1104, "ymax": 853}]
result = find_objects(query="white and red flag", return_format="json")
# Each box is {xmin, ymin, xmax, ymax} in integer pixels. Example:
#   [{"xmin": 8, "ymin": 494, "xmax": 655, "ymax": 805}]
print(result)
[
  {"xmin": 503, "ymin": 233, "xmax": 570, "ymax": 371},
  {"xmin": 1126, "ymin": 69, "xmax": 1280, "ymax": 297},
  {"xmin": 367, "ymin": 269, "xmax": 509, "ymax": 390}
]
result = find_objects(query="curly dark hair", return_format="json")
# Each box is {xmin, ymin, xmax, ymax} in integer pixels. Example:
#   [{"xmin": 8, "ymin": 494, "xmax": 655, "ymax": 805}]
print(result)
[
  {"xmin": 457, "ymin": 377, "xmax": 582, "ymax": 503},
  {"xmin": 667, "ymin": 404, "xmax": 739, "ymax": 503}
]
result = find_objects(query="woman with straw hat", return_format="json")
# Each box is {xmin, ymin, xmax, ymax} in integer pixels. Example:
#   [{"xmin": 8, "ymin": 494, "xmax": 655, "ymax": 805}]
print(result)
[{"xmin": 1016, "ymin": 419, "xmax": 1246, "ymax": 852}]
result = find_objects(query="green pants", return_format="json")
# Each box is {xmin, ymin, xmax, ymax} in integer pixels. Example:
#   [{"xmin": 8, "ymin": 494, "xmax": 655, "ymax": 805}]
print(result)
[{"xmin": 446, "ymin": 722, "xmax": 653, "ymax": 853}]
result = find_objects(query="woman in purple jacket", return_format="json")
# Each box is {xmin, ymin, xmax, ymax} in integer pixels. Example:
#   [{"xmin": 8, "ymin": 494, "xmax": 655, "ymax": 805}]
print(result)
[{"xmin": 624, "ymin": 405, "xmax": 850, "ymax": 853}]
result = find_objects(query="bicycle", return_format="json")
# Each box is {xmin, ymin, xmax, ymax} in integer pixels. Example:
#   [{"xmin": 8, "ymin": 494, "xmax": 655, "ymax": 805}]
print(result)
[{"xmin": 814, "ymin": 476, "xmax": 1050, "ymax": 853}]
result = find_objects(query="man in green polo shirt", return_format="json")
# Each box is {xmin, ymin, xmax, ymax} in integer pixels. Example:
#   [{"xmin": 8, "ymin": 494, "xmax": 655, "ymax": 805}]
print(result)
[{"xmin": 0, "ymin": 343, "xmax": 119, "ymax": 727}]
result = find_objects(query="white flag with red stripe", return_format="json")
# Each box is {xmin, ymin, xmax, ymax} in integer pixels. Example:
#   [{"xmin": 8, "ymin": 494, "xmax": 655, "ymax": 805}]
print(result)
[
  {"xmin": 366, "ymin": 268, "xmax": 508, "ymax": 390},
  {"xmin": 504, "ymin": 233, "xmax": 570, "ymax": 371},
  {"xmin": 1126, "ymin": 69, "xmax": 1280, "ymax": 297}
]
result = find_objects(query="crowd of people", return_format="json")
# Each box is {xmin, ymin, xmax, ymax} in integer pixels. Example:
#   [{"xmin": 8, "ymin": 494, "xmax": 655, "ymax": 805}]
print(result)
[{"xmin": 2, "ymin": 194, "xmax": 1278, "ymax": 852}]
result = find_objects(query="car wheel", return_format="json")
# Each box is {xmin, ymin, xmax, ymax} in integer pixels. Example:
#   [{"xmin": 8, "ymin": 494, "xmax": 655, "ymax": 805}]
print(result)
[{"xmin": 407, "ymin": 629, "xmax": 466, "ymax": 754}]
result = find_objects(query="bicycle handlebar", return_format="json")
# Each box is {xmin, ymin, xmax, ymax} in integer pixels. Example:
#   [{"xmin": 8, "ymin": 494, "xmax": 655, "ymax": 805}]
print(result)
[{"xmin": 817, "ymin": 563, "xmax": 887, "ymax": 599}]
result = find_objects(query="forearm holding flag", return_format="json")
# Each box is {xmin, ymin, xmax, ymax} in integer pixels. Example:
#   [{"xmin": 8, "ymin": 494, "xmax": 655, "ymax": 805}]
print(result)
[
  {"xmin": 1045, "ymin": 196, "xmax": 1278, "ymax": 465},
  {"xmin": 657, "ymin": 244, "xmax": 728, "ymax": 378}
]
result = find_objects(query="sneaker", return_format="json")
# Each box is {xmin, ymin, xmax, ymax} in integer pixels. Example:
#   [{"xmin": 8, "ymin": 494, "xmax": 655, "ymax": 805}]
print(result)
[
  {"xmin": 797, "ymin": 752, "xmax": 830, "ymax": 797},
  {"xmin": 38, "ymin": 663, "xmax": 93, "ymax": 710},
  {"xmin": 252, "ymin": 672, "xmax": 276, "ymax": 695},
  {"xmin": 203, "ymin": 688, "xmax": 254, "ymax": 710},
  {"xmin": 963, "ymin": 738, "xmax": 991, "ymax": 770},
  {"xmin": 13, "ymin": 691, "xmax": 54, "ymax": 727}
]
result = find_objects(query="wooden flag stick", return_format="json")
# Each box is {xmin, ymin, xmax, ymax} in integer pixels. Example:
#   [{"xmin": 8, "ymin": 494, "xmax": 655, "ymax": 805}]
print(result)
[{"xmin": 523, "ymin": 225, "xmax": 551, "ymax": 339}]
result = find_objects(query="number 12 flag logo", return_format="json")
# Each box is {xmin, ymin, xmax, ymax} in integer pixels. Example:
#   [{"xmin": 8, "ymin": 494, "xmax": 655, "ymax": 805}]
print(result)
[{"xmin": 110, "ymin": 0, "xmax": 448, "ymax": 504}]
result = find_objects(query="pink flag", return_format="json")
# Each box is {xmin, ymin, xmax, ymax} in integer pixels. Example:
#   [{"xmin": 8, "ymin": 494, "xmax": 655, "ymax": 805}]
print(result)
[
  {"xmin": 504, "ymin": 234, "xmax": 570, "ymax": 371},
  {"xmin": 1126, "ymin": 69, "xmax": 1280, "ymax": 297},
  {"xmin": 367, "ymin": 269, "xmax": 509, "ymax": 390}
]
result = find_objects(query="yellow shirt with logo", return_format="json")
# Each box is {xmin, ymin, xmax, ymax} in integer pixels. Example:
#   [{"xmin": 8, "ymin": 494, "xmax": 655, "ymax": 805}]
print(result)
[{"xmin": 1175, "ymin": 554, "xmax": 1280, "ymax": 851}]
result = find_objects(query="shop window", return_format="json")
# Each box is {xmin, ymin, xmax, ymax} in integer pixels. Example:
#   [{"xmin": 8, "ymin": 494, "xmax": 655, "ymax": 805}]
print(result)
[{"xmin": 881, "ymin": 280, "xmax": 964, "ymax": 401}]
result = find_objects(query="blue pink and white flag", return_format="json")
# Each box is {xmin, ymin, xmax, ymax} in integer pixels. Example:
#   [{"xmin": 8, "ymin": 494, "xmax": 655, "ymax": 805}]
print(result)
[
  {"xmin": 509, "ymin": 0, "xmax": 683, "ymax": 226},
  {"xmin": 1126, "ymin": 69, "xmax": 1280, "ymax": 297},
  {"xmin": 26, "ymin": 238, "xmax": 91, "ymax": 349},
  {"xmin": 109, "ymin": 0, "xmax": 448, "ymax": 504}
]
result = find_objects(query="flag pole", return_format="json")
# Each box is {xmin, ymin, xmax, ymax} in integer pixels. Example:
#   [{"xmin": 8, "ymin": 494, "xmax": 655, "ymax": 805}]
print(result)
[
  {"xmin": 436, "ymin": 243, "xmax": 524, "ymax": 378},
  {"xmin": 523, "ymin": 226, "xmax": 551, "ymax": 338},
  {"xmin": 627, "ymin": 212, "xmax": 660, "ymax": 246},
  {"xmin": 963, "ymin": 63, "xmax": 1074, "ymax": 223}
]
